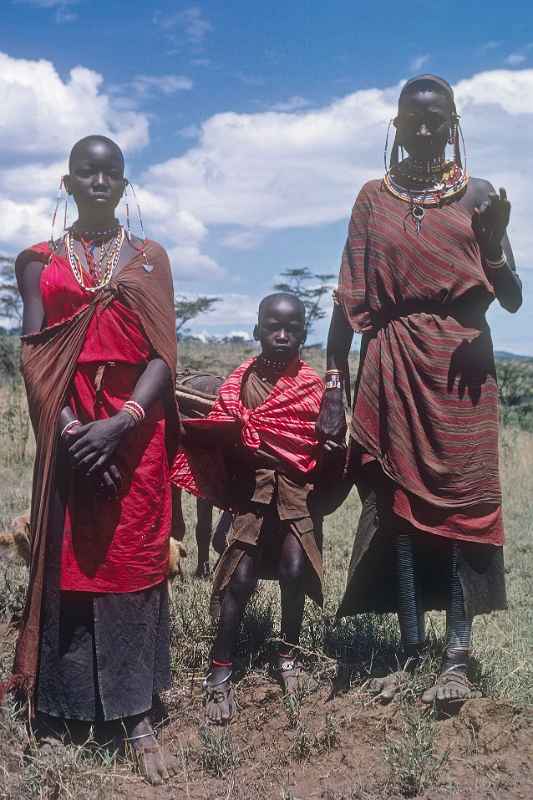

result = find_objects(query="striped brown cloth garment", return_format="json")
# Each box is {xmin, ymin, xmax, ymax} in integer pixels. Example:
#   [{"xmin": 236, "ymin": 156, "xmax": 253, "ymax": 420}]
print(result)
[{"xmin": 337, "ymin": 180, "xmax": 504, "ymax": 545}]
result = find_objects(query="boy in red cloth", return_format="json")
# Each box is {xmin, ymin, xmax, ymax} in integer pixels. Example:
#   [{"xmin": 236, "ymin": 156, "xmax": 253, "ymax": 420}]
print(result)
[{"xmin": 171, "ymin": 293, "xmax": 325, "ymax": 723}]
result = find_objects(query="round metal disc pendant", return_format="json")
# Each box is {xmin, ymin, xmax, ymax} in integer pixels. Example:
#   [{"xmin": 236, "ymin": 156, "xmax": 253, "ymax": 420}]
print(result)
[
  {"xmin": 412, "ymin": 204, "xmax": 425, "ymax": 221},
  {"xmin": 143, "ymin": 263, "xmax": 154, "ymax": 273}
]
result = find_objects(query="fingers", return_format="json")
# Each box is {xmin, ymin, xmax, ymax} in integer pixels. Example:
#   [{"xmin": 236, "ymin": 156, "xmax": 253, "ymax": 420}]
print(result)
[
  {"xmin": 98, "ymin": 471, "xmax": 118, "ymax": 498},
  {"xmin": 85, "ymin": 454, "xmax": 109, "ymax": 478},
  {"xmin": 323, "ymin": 439, "xmax": 345, "ymax": 453},
  {"xmin": 68, "ymin": 434, "xmax": 92, "ymax": 457},
  {"xmin": 65, "ymin": 423, "xmax": 91, "ymax": 447},
  {"xmin": 108, "ymin": 463, "xmax": 122, "ymax": 486}
]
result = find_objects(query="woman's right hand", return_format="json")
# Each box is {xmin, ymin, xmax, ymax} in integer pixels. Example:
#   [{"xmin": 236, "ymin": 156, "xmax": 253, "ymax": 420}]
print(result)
[
  {"xmin": 61, "ymin": 425, "xmax": 122, "ymax": 498},
  {"xmin": 316, "ymin": 389, "xmax": 347, "ymax": 450}
]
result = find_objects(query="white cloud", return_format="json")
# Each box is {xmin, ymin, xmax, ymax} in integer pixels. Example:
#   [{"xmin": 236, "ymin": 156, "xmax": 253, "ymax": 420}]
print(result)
[
  {"xmin": 504, "ymin": 53, "xmax": 527, "ymax": 67},
  {"xmin": 270, "ymin": 96, "xmax": 311, "ymax": 112},
  {"xmin": 0, "ymin": 52, "xmax": 149, "ymax": 158},
  {"xmin": 409, "ymin": 54, "xmax": 430, "ymax": 72},
  {"xmin": 130, "ymin": 74, "xmax": 193, "ymax": 96},
  {"xmin": 13, "ymin": 0, "xmax": 79, "ymax": 23},
  {"xmin": 153, "ymin": 6, "xmax": 212, "ymax": 49},
  {"xmin": 221, "ymin": 230, "xmax": 265, "ymax": 250},
  {"xmin": 2, "ymin": 52, "xmax": 533, "ymax": 351},
  {"xmin": 139, "ymin": 68, "xmax": 533, "ymax": 272}
]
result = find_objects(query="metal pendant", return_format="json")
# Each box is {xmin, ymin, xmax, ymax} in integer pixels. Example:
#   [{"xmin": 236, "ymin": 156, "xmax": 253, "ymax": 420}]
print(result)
[
  {"xmin": 143, "ymin": 263, "xmax": 154, "ymax": 273},
  {"xmin": 411, "ymin": 204, "xmax": 425, "ymax": 235}
]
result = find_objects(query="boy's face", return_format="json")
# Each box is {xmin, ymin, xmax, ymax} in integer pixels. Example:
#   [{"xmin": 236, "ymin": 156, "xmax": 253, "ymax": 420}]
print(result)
[{"xmin": 254, "ymin": 297, "xmax": 306, "ymax": 361}]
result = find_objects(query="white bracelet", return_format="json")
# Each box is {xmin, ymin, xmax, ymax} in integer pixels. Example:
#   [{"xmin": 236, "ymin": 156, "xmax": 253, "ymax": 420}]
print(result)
[
  {"xmin": 485, "ymin": 252, "xmax": 507, "ymax": 269},
  {"xmin": 60, "ymin": 419, "xmax": 81, "ymax": 439}
]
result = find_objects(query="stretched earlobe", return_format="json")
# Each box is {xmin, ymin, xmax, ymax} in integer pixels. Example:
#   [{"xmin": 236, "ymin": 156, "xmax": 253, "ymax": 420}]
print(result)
[{"xmin": 253, "ymin": 324, "xmax": 260, "ymax": 342}]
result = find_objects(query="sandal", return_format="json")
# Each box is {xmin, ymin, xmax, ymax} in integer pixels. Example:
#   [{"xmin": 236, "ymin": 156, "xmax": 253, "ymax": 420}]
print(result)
[
  {"xmin": 203, "ymin": 672, "xmax": 236, "ymax": 724},
  {"xmin": 421, "ymin": 667, "xmax": 481, "ymax": 708},
  {"xmin": 277, "ymin": 657, "xmax": 316, "ymax": 695}
]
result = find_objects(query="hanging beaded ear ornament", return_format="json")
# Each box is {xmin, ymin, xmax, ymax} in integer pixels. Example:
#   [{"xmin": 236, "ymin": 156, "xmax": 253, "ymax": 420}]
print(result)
[{"xmin": 123, "ymin": 180, "xmax": 154, "ymax": 274}]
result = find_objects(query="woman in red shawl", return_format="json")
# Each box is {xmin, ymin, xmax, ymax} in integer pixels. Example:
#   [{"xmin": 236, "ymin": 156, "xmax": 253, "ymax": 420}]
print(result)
[
  {"xmin": 317, "ymin": 75, "xmax": 522, "ymax": 709},
  {"xmin": 13, "ymin": 136, "xmax": 179, "ymax": 784}
]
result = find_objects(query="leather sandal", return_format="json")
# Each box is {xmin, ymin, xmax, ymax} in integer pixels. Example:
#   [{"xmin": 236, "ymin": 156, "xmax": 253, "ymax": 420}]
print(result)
[{"xmin": 203, "ymin": 672, "xmax": 236, "ymax": 724}]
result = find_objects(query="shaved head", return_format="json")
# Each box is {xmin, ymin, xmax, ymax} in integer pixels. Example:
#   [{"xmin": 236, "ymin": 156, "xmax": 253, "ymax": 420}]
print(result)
[
  {"xmin": 68, "ymin": 135, "xmax": 125, "ymax": 173},
  {"xmin": 258, "ymin": 292, "xmax": 306, "ymax": 325}
]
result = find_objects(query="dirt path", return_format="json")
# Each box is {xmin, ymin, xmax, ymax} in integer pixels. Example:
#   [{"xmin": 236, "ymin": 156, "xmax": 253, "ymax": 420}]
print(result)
[{"xmin": 119, "ymin": 674, "xmax": 533, "ymax": 800}]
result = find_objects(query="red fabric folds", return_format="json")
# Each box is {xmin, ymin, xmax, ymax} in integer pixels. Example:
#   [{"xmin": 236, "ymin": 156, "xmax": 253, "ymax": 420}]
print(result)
[
  {"xmin": 170, "ymin": 357, "xmax": 324, "ymax": 506},
  {"xmin": 38, "ymin": 250, "xmax": 172, "ymax": 593},
  {"xmin": 11, "ymin": 238, "xmax": 179, "ymax": 698}
]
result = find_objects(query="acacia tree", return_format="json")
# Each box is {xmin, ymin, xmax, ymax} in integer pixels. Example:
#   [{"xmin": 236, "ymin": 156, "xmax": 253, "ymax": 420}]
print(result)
[
  {"xmin": 0, "ymin": 256, "xmax": 22, "ymax": 327},
  {"xmin": 174, "ymin": 295, "xmax": 220, "ymax": 337},
  {"xmin": 273, "ymin": 267, "xmax": 335, "ymax": 336}
]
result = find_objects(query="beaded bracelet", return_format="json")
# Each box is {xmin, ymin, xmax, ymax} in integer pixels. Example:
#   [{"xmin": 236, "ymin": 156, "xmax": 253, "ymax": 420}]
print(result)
[
  {"xmin": 325, "ymin": 373, "xmax": 343, "ymax": 390},
  {"xmin": 122, "ymin": 400, "xmax": 146, "ymax": 425},
  {"xmin": 60, "ymin": 419, "xmax": 81, "ymax": 440},
  {"xmin": 485, "ymin": 252, "xmax": 507, "ymax": 270}
]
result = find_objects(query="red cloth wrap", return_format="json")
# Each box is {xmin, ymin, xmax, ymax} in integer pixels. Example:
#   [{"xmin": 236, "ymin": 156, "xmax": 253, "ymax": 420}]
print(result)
[
  {"xmin": 170, "ymin": 357, "xmax": 324, "ymax": 506},
  {"xmin": 38, "ymin": 245, "xmax": 171, "ymax": 593}
]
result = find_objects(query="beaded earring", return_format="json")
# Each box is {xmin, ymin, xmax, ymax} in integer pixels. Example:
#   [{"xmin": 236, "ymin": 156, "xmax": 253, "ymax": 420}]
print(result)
[
  {"xmin": 122, "ymin": 180, "xmax": 146, "ymax": 242},
  {"xmin": 383, "ymin": 118, "xmax": 394, "ymax": 172},
  {"xmin": 50, "ymin": 178, "xmax": 70, "ymax": 247},
  {"xmin": 384, "ymin": 119, "xmax": 402, "ymax": 173},
  {"xmin": 449, "ymin": 113, "xmax": 465, "ymax": 170}
]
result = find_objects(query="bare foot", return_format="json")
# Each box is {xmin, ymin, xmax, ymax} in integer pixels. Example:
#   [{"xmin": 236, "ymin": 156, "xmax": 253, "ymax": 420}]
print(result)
[
  {"xmin": 421, "ymin": 669, "xmax": 480, "ymax": 709},
  {"xmin": 204, "ymin": 668, "xmax": 235, "ymax": 725},
  {"xmin": 126, "ymin": 714, "xmax": 174, "ymax": 786},
  {"xmin": 368, "ymin": 670, "xmax": 410, "ymax": 703}
]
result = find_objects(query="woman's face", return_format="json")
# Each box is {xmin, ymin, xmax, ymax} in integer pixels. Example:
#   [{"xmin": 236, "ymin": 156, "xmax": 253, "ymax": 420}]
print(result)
[
  {"xmin": 395, "ymin": 88, "xmax": 452, "ymax": 161},
  {"xmin": 64, "ymin": 139, "xmax": 126, "ymax": 216}
]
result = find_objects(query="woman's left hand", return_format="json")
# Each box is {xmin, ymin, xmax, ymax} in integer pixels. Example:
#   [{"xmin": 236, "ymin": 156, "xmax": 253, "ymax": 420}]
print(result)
[
  {"xmin": 472, "ymin": 187, "xmax": 510, "ymax": 259},
  {"xmin": 67, "ymin": 413, "xmax": 134, "ymax": 477}
]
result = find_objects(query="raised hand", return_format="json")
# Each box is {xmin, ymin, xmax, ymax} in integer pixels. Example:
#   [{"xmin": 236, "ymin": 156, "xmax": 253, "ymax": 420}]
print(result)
[{"xmin": 472, "ymin": 188, "xmax": 510, "ymax": 259}]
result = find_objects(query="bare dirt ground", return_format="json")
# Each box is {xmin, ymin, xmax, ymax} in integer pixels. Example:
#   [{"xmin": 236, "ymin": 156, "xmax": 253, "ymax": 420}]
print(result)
[{"xmin": 1, "ymin": 612, "xmax": 531, "ymax": 800}]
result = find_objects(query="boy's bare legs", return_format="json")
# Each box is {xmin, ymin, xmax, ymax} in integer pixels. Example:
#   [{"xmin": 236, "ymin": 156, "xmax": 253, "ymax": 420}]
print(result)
[{"xmin": 205, "ymin": 552, "xmax": 258, "ymax": 723}]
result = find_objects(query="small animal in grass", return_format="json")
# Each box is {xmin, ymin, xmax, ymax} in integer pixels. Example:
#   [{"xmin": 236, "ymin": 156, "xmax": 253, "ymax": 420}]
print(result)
[{"xmin": 0, "ymin": 511, "xmax": 31, "ymax": 565}]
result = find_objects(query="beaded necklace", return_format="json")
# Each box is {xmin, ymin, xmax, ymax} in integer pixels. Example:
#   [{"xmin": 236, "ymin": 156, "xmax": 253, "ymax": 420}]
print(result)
[
  {"xmin": 65, "ymin": 226, "xmax": 125, "ymax": 292},
  {"xmin": 383, "ymin": 160, "xmax": 469, "ymax": 235},
  {"xmin": 256, "ymin": 354, "xmax": 292, "ymax": 375}
]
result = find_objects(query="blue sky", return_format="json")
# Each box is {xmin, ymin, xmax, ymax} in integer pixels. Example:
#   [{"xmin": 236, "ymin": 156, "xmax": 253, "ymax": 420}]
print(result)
[{"xmin": 1, "ymin": 1, "xmax": 532, "ymax": 351}]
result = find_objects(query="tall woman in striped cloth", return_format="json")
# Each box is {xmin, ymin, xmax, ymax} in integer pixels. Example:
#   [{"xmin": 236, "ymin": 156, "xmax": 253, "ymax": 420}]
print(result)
[{"xmin": 317, "ymin": 75, "xmax": 522, "ymax": 707}]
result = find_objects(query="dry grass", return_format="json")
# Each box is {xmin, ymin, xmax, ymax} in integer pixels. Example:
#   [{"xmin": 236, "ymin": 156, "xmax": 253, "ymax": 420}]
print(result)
[{"xmin": 0, "ymin": 345, "xmax": 532, "ymax": 799}]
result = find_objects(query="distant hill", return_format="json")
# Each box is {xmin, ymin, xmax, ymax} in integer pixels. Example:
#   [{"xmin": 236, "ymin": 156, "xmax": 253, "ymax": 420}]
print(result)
[{"xmin": 495, "ymin": 351, "xmax": 533, "ymax": 363}]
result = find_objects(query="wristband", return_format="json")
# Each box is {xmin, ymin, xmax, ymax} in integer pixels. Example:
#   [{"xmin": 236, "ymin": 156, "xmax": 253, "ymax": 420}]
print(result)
[
  {"xmin": 60, "ymin": 419, "xmax": 81, "ymax": 439},
  {"xmin": 485, "ymin": 252, "xmax": 507, "ymax": 270},
  {"xmin": 325, "ymin": 373, "xmax": 343, "ymax": 390},
  {"xmin": 122, "ymin": 400, "xmax": 146, "ymax": 425}
]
